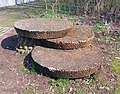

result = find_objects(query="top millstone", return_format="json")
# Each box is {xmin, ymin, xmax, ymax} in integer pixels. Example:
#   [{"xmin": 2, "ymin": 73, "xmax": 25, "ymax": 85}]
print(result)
[{"xmin": 14, "ymin": 18, "xmax": 72, "ymax": 39}]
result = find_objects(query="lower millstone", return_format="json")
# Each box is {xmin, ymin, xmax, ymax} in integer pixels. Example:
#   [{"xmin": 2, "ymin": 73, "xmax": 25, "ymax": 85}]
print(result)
[
  {"xmin": 45, "ymin": 25, "xmax": 94, "ymax": 50},
  {"xmin": 31, "ymin": 45, "xmax": 103, "ymax": 78}
]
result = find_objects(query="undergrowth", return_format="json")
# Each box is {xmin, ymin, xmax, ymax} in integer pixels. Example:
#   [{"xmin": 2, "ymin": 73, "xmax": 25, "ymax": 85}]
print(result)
[
  {"xmin": 94, "ymin": 24, "xmax": 108, "ymax": 31},
  {"xmin": 111, "ymin": 42, "xmax": 120, "ymax": 94},
  {"xmin": 18, "ymin": 63, "xmax": 35, "ymax": 75}
]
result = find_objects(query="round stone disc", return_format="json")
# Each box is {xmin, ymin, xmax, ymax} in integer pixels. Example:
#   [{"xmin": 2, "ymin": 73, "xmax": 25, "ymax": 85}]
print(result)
[
  {"xmin": 14, "ymin": 18, "xmax": 72, "ymax": 39},
  {"xmin": 32, "ymin": 46, "xmax": 103, "ymax": 78},
  {"xmin": 41, "ymin": 25, "xmax": 94, "ymax": 50}
]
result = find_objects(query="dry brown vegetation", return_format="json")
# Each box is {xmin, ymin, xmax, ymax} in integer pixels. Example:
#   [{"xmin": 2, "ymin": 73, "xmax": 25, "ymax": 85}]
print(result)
[{"xmin": 39, "ymin": 0, "xmax": 120, "ymax": 22}]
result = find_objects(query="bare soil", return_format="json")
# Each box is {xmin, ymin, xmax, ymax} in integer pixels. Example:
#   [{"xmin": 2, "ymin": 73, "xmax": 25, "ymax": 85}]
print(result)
[{"xmin": 0, "ymin": 29, "xmax": 50, "ymax": 94}]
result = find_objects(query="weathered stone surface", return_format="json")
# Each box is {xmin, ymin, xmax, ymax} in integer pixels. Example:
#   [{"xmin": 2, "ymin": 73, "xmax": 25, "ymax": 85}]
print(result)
[
  {"xmin": 14, "ymin": 18, "xmax": 72, "ymax": 39},
  {"xmin": 44, "ymin": 25, "xmax": 94, "ymax": 50},
  {"xmin": 32, "ymin": 45, "xmax": 103, "ymax": 78}
]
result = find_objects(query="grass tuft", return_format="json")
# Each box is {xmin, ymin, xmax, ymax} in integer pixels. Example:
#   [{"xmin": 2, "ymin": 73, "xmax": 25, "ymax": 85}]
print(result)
[{"xmin": 93, "ymin": 24, "xmax": 108, "ymax": 31}]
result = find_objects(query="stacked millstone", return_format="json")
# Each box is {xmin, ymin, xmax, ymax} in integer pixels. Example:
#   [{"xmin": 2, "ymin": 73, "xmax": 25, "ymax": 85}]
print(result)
[{"xmin": 14, "ymin": 18, "xmax": 103, "ymax": 78}]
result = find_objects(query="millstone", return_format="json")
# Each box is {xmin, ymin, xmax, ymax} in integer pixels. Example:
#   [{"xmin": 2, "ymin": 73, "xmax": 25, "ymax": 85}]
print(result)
[
  {"xmin": 41, "ymin": 25, "xmax": 94, "ymax": 50},
  {"xmin": 14, "ymin": 18, "xmax": 72, "ymax": 39},
  {"xmin": 32, "ymin": 45, "xmax": 103, "ymax": 78}
]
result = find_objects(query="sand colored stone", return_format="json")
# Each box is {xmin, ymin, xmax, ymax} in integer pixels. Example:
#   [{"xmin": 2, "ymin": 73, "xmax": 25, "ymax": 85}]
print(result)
[
  {"xmin": 32, "ymin": 45, "xmax": 103, "ymax": 78},
  {"xmin": 14, "ymin": 18, "xmax": 72, "ymax": 39},
  {"xmin": 44, "ymin": 25, "xmax": 94, "ymax": 49},
  {"xmin": 14, "ymin": 18, "xmax": 103, "ymax": 78}
]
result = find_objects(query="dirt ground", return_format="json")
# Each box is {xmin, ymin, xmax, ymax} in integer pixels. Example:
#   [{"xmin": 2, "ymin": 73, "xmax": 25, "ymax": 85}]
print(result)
[{"xmin": 0, "ymin": 29, "xmax": 51, "ymax": 94}]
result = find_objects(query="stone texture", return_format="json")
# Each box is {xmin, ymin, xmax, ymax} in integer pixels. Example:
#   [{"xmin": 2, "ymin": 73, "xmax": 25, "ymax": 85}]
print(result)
[
  {"xmin": 32, "ymin": 45, "xmax": 103, "ymax": 78},
  {"xmin": 14, "ymin": 18, "xmax": 72, "ymax": 39},
  {"xmin": 44, "ymin": 25, "xmax": 94, "ymax": 50}
]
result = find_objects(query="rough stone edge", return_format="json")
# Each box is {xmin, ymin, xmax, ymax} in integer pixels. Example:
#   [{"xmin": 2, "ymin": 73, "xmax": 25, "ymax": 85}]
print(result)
[
  {"xmin": 45, "ymin": 36, "xmax": 94, "ymax": 50},
  {"xmin": 32, "ymin": 58, "xmax": 101, "ymax": 78},
  {"xmin": 14, "ymin": 27, "xmax": 72, "ymax": 39},
  {"xmin": 31, "ymin": 46, "xmax": 103, "ymax": 78}
]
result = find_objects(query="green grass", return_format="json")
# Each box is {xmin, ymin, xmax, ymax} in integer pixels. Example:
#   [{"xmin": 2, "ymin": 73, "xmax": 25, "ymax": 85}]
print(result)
[
  {"xmin": 100, "ymin": 28, "xmax": 120, "ymax": 94},
  {"xmin": 93, "ymin": 24, "xmax": 108, "ymax": 31},
  {"xmin": 48, "ymin": 79, "xmax": 70, "ymax": 94},
  {"xmin": 114, "ymin": 77, "xmax": 120, "ymax": 94},
  {"xmin": 111, "ymin": 38, "xmax": 120, "ymax": 75},
  {"xmin": 23, "ymin": 85, "xmax": 39, "ymax": 94},
  {"xmin": 23, "ymin": 86, "xmax": 34, "ymax": 94},
  {"xmin": 110, "ymin": 34, "xmax": 120, "ymax": 94},
  {"xmin": 0, "ymin": 27, "xmax": 5, "ymax": 32},
  {"xmin": 76, "ymin": 88, "xmax": 84, "ymax": 94},
  {"xmin": 18, "ymin": 64, "xmax": 35, "ymax": 75},
  {"xmin": 84, "ymin": 76, "xmax": 96, "ymax": 85},
  {"xmin": 48, "ymin": 75, "xmax": 112, "ymax": 94},
  {"xmin": 112, "ymin": 59, "xmax": 120, "ymax": 74},
  {"xmin": 48, "ymin": 79, "xmax": 84, "ymax": 94},
  {"xmin": 114, "ymin": 86, "xmax": 120, "ymax": 94},
  {"xmin": 0, "ymin": 19, "xmax": 17, "ymax": 26}
]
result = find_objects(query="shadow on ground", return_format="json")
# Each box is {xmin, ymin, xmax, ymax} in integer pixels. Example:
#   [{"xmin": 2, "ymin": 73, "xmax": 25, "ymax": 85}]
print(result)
[
  {"xmin": 1, "ymin": 35, "xmax": 18, "ymax": 51},
  {"xmin": 24, "ymin": 53, "xmax": 58, "ymax": 79}
]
